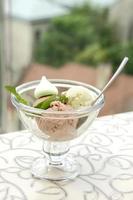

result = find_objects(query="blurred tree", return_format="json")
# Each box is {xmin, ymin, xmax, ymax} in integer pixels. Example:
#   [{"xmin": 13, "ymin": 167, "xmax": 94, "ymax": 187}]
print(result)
[
  {"xmin": 75, "ymin": 43, "xmax": 108, "ymax": 66},
  {"xmin": 109, "ymin": 42, "xmax": 133, "ymax": 75},
  {"xmin": 34, "ymin": 4, "xmax": 133, "ymax": 75},
  {"xmin": 34, "ymin": 4, "xmax": 113, "ymax": 67}
]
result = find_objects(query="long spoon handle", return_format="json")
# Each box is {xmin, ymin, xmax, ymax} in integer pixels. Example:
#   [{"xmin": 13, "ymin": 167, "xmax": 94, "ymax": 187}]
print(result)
[{"xmin": 92, "ymin": 57, "xmax": 129, "ymax": 105}]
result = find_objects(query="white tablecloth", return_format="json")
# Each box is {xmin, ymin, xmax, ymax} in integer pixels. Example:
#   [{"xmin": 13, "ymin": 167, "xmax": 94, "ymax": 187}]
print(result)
[{"xmin": 0, "ymin": 112, "xmax": 133, "ymax": 200}]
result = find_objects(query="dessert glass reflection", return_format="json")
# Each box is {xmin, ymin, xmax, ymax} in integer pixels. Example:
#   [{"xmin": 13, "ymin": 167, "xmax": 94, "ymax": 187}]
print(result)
[{"xmin": 11, "ymin": 79, "xmax": 104, "ymax": 181}]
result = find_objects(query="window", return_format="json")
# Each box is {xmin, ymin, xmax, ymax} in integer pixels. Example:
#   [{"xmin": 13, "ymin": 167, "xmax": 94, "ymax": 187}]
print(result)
[{"xmin": 34, "ymin": 29, "xmax": 41, "ymax": 42}]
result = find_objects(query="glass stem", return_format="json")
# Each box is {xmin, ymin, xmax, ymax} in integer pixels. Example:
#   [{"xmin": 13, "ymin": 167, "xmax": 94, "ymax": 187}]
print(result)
[{"xmin": 43, "ymin": 141, "xmax": 69, "ymax": 165}]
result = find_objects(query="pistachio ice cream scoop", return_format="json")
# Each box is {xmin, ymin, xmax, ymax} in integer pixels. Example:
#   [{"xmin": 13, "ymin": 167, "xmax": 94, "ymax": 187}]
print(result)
[{"xmin": 65, "ymin": 86, "xmax": 95, "ymax": 108}]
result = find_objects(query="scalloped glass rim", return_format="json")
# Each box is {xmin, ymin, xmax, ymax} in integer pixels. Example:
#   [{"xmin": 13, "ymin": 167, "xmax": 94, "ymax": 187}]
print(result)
[{"xmin": 11, "ymin": 79, "xmax": 104, "ymax": 117}]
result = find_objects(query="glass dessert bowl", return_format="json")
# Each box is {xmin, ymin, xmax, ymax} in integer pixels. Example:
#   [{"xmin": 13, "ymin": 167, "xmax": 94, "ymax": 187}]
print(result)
[{"xmin": 11, "ymin": 79, "xmax": 104, "ymax": 181}]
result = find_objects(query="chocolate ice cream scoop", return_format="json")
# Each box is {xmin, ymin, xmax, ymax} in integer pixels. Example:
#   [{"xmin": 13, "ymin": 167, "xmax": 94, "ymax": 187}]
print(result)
[{"xmin": 36, "ymin": 101, "xmax": 78, "ymax": 141}]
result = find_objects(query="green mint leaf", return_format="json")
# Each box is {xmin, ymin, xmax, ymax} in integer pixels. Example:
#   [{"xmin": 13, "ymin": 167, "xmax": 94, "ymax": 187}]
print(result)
[
  {"xmin": 34, "ymin": 95, "xmax": 59, "ymax": 109},
  {"xmin": 5, "ymin": 85, "xmax": 28, "ymax": 105},
  {"xmin": 34, "ymin": 95, "xmax": 68, "ymax": 110},
  {"xmin": 59, "ymin": 95, "xmax": 68, "ymax": 104}
]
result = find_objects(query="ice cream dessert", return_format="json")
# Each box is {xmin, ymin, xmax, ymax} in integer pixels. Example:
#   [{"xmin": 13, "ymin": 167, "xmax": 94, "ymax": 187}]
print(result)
[
  {"xmin": 6, "ymin": 76, "xmax": 97, "ymax": 141},
  {"xmin": 33, "ymin": 76, "xmax": 96, "ymax": 141},
  {"xmin": 6, "ymin": 73, "xmax": 105, "ymax": 181}
]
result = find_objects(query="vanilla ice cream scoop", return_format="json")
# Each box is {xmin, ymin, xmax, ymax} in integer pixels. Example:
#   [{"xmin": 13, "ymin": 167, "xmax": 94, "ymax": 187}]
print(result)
[
  {"xmin": 65, "ymin": 86, "xmax": 95, "ymax": 108},
  {"xmin": 34, "ymin": 76, "xmax": 58, "ymax": 98}
]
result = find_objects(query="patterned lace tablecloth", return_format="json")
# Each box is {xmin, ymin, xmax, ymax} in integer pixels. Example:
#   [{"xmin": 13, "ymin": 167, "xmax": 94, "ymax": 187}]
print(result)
[{"xmin": 0, "ymin": 112, "xmax": 133, "ymax": 200}]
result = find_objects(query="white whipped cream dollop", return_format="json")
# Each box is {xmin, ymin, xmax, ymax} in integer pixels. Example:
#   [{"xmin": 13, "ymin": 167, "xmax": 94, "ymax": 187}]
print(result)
[{"xmin": 34, "ymin": 76, "xmax": 58, "ymax": 98}]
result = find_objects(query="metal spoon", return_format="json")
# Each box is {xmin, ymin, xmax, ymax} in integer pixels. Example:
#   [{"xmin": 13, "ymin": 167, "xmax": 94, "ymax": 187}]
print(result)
[{"xmin": 91, "ymin": 57, "xmax": 129, "ymax": 106}]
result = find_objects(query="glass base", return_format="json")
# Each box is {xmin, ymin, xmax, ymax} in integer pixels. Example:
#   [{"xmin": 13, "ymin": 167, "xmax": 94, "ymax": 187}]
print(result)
[{"xmin": 31, "ymin": 156, "xmax": 80, "ymax": 181}]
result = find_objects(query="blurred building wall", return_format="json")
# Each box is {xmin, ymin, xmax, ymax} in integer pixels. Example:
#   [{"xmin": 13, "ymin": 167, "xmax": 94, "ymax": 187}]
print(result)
[
  {"xmin": 11, "ymin": 19, "xmax": 33, "ymax": 82},
  {"xmin": 109, "ymin": 0, "xmax": 133, "ymax": 42},
  {"xmin": 9, "ymin": 18, "xmax": 49, "ymax": 83}
]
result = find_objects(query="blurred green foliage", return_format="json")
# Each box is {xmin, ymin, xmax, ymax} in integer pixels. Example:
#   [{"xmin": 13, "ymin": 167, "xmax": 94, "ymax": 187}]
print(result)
[
  {"xmin": 75, "ymin": 43, "xmax": 108, "ymax": 66},
  {"xmin": 34, "ymin": 4, "xmax": 133, "ymax": 75},
  {"xmin": 109, "ymin": 43, "xmax": 133, "ymax": 74}
]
